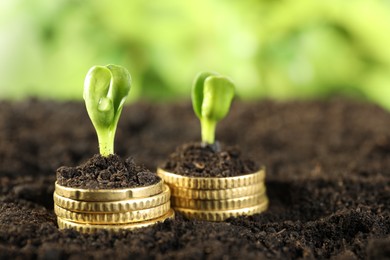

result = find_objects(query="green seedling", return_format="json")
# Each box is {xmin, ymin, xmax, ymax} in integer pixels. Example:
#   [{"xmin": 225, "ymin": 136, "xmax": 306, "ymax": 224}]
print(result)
[
  {"xmin": 83, "ymin": 64, "xmax": 131, "ymax": 156},
  {"xmin": 192, "ymin": 72, "xmax": 235, "ymax": 145}
]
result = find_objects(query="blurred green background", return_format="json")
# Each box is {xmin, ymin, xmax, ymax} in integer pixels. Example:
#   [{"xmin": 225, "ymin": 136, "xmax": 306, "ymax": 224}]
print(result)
[{"xmin": 1, "ymin": 0, "xmax": 390, "ymax": 108}]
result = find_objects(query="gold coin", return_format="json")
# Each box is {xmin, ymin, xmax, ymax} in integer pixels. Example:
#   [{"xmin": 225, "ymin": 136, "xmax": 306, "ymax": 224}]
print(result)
[
  {"xmin": 169, "ymin": 183, "xmax": 265, "ymax": 200},
  {"xmin": 55, "ymin": 179, "xmax": 164, "ymax": 201},
  {"xmin": 157, "ymin": 168, "xmax": 265, "ymax": 190},
  {"xmin": 171, "ymin": 191, "xmax": 267, "ymax": 210},
  {"xmin": 54, "ymin": 201, "xmax": 170, "ymax": 224},
  {"xmin": 54, "ymin": 185, "xmax": 170, "ymax": 213},
  {"xmin": 175, "ymin": 199, "xmax": 269, "ymax": 221},
  {"xmin": 57, "ymin": 209, "xmax": 175, "ymax": 233}
]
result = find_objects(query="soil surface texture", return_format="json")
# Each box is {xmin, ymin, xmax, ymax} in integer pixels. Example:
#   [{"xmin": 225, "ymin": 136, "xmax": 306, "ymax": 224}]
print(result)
[
  {"xmin": 162, "ymin": 142, "xmax": 259, "ymax": 177},
  {"xmin": 0, "ymin": 99, "xmax": 389, "ymax": 259},
  {"xmin": 57, "ymin": 154, "xmax": 159, "ymax": 189}
]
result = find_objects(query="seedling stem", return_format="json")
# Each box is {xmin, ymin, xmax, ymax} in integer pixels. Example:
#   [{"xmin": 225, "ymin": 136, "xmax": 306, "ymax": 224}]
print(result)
[{"xmin": 83, "ymin": 64, "xmax": 131, "ymax": 156}]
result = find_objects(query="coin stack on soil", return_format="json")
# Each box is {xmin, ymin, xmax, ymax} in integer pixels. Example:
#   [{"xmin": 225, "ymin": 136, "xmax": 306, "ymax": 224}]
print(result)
[
  {"xmin": 53, "ymin": 179, "xmax": 174, "ymax": 233},
  {"xmin": 157, "ymin": 168, "xmax": 268, "ymax": 221}
]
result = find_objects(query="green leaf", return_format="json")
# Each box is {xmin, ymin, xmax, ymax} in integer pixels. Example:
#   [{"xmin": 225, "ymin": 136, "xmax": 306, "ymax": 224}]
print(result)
[
  {"xmin": 106, "ymin": 64, "xmax": 131, "ymax": 114},
  {"xmin": 192, "ymin": 71, "xmax": 218, "ymax": 119},
  {"xmin": 84, "ymin": 66, "xmax": 114, "ymax": 129},
  {"xmin": 202, "ymin": 76, "xmax": 235, "ymax": 122}
]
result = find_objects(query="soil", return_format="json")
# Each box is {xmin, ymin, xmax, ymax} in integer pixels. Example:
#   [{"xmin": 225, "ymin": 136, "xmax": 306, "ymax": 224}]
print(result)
[
  {"xmin": 162, "ymin": 142, "xmax": 259, "ymax": 177},
  {"xmin": 56, "ymin": 154, "xmax": 159, "ymax": 189},
  {"xmin": 0, "ymin": 98, "xmax": 389, "ymax": 259}
]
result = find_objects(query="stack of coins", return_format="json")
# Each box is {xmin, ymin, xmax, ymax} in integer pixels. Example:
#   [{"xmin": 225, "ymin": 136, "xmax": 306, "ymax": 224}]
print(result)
[
  {"xmin": 157, "ymin": 168, "xmax": 268, "ymax": 221},
  {"xmin": 53, "ymin": 179, "xmax": 174, "ymax": 233}
]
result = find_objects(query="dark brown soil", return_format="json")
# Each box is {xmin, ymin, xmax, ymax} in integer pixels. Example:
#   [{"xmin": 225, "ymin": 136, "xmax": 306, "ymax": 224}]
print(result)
[
  {"xmin": 162, "ymin": 142, "xmax": 259, "ymax": 177},
  {"xmin": 0, "ymin": 99, "xmax": 389, "ymax": 259},
  {"xmin": 56, "ymin": 154, "xmax": 159, "ymax": 189}
]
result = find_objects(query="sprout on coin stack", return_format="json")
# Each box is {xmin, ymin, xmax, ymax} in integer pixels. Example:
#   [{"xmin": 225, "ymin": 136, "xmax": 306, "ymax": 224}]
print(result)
[
  {"xmin": 157, "ymin": 72, "xmax": 268, "ymax": 221},
  {"xmin": 54, "ymin": 65, "xmax": 174, "ymax": 233}
]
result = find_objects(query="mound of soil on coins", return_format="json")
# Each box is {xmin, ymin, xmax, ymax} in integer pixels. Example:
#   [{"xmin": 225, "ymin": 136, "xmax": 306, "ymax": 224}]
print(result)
[
  {"xmin": 56, "ymin": 154, "xmax": 159, "ymax": 189},
  {"xmin": 0, "ymin": 99, "xmax": 389, "ymax": 259},
  {"xmin": 162, "ymin": 142, "xmax": 259, "ymax": 177}
]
